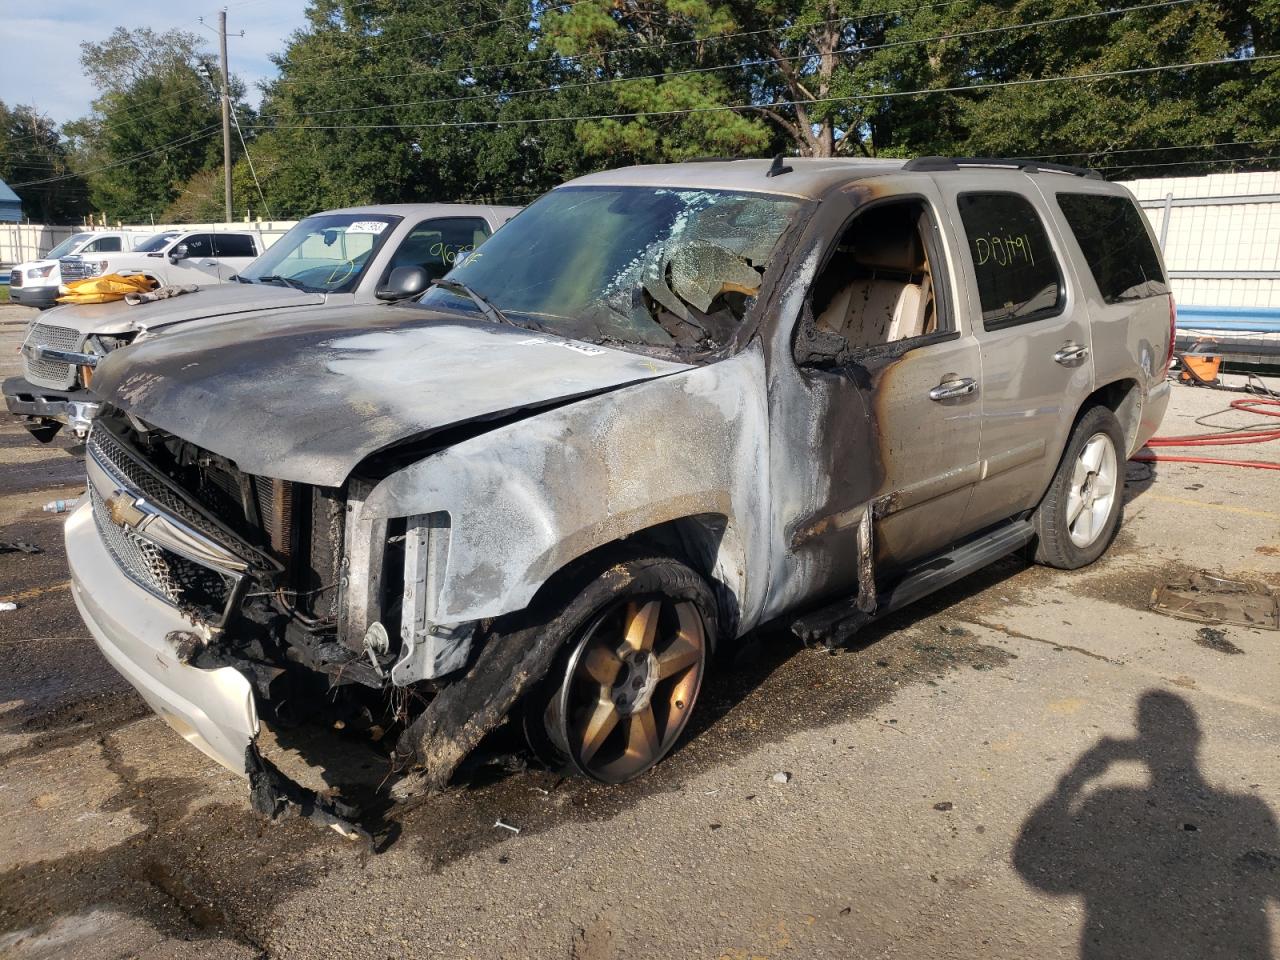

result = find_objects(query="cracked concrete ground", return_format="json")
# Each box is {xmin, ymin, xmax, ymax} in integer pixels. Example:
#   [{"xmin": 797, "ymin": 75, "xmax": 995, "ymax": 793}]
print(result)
[{"xmin": 1, "ymin": 301, "xmax": 1279, "ymax": 959}]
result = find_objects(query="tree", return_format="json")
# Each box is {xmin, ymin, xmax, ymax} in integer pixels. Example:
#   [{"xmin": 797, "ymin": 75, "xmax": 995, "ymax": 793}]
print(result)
[
  {"xmin": 250, "ymin": 0, "xmax": 608, "ymax": 215},
  {"xmin": 69, "ymin": 27, "xmax": 252, "ymax": 222},
  {"xmin": 0, "ymin": 103, "xmax": 91, "ymax": 222}
]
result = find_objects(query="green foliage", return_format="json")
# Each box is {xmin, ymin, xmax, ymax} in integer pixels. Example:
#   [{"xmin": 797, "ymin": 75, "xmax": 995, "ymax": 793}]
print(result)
[
  {"xmin": 67, "ymin": 27, "xmax": 252, "ymax": 222},
  {"xmin": 21, "ymin": 0, "xmax": 1280, "ymax": 227},
  {"xmin": 0, "ymin": 103, "xmax": 90, "ymax": 221}
]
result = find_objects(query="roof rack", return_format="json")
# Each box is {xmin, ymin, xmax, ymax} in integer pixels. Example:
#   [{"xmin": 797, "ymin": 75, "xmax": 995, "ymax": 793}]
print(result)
[{"xmin": 901, "ymin": 156, "xmax": 1104, "ymax": 180}]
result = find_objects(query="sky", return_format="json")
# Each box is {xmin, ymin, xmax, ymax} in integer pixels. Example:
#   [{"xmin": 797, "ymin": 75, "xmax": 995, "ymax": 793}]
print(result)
[{"xmin": 0, "ymin": 0, "xmax": 310, "ymax": 125}]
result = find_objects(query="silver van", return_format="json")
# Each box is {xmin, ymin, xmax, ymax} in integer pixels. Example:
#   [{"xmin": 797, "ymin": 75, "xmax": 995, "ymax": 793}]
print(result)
[{"xmin": 66, "ymin": 157, "xmax": 1172, "ymax": 831}]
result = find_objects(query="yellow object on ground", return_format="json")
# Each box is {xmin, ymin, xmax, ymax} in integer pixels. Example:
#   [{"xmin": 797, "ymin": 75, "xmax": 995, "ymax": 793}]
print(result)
[{"xmin": 56, "ymin": 274, "xmax": 158, "ymax": 305}]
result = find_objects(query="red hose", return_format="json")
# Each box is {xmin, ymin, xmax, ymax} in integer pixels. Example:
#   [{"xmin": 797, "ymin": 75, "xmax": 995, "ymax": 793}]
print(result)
[{"xmin": 1134, "ymin": 396, "xmax": 1280, "ymax": 470}]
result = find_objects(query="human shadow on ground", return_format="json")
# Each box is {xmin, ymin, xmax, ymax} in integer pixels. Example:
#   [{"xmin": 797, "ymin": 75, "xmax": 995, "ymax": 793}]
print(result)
[{"xmin": 1013, "ymin": 690, "xmax": 1280, "ymax": 959}]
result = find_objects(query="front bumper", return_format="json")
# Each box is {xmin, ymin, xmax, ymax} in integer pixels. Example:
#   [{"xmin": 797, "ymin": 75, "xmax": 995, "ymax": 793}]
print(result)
[
  {"xmin": 8, "ymin": 284, "xmax": 59, "ymax": 308},
  {"xmin": 66, "ymin": 502, "xmax": 259, "ymax": 775},
  {"xmin": 3, "ymin": 375, "xmax": 100, "ymax": 440}
]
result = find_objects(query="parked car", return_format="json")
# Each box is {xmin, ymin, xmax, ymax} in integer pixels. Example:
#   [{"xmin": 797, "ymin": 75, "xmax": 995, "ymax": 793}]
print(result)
[
  {"xmin": 3, "ymin": 204, "xmax": 517, "ymax": 441},
  {"xmin": 58, "ymin": 227, "xmax": 265, "ymax": 287},
  {"xmin": 66, "ymin": 158, "xmax": 1172, "ymax": 831},
  {"xmin": 8, "ymin": 230, "xmax": 155, "ymax": 308}
]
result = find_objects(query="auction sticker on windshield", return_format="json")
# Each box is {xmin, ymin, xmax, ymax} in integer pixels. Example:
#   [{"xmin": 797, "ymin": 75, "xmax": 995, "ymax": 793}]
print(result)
[{"xmin": 347, "ymin": 221, "xmax": 389, "ymax": 234}]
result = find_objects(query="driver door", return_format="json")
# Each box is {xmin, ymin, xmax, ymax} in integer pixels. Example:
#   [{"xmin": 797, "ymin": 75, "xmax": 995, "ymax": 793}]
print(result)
[
  {"xmin": 764, "ymin": 179, "xmax": 983, "ymax": 617},
  {"xmin": 167, "ymin": 234, "xmax": 223, "ymax": 284}
]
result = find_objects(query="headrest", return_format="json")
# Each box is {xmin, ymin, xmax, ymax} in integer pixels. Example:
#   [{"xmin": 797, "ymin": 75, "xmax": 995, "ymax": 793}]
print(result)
[{"xmin": 854, "ymin": 223, "xmax": 924, "ymax": 273}]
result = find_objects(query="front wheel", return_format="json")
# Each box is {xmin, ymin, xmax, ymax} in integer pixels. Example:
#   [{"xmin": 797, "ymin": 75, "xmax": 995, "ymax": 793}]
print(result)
[
  {"xmin": 1033, "ymin": 405, "xmax": 1125, "ymax": 570},
  {"xmin": 529, "ymin": 555, "xmax": 716, "ymax": 784}
]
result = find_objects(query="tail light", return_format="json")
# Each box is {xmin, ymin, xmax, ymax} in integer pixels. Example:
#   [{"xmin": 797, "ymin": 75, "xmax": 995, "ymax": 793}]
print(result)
[{"xmin": 1165, "ymin": 294, "xmax": 1177, "ymax": 374}]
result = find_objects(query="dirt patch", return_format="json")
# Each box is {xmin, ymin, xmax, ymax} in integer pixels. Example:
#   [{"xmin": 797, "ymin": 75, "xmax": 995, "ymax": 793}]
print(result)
[{"xmin": 1193, "ymin": 627, "xmax": 1244, "ymax": 655}]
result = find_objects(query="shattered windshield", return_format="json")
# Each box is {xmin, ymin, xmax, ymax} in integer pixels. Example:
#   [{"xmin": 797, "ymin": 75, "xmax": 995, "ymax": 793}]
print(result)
[
  {"xmin": 238, "ymin": 213, "xmax": 402, "ymax": 293},
  {"xmin": 416, "ymin": 186, "xmax": 804, "ymax": 353}
]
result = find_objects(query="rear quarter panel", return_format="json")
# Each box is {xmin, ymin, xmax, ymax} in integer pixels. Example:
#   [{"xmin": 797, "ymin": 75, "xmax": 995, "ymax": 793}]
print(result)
[{"xmin": 1035, "ymin": 180, "xmax": 1172, "ymax": 455}]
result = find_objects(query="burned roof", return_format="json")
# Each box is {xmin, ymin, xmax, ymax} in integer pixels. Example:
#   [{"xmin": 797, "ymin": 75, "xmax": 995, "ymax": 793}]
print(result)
[{"xmin": 560, "ymin": 158, "xmax": 910, "ymax": 200}]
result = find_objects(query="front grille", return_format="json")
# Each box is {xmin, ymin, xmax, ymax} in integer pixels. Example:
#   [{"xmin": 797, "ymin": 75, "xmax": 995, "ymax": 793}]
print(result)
[
  {"xmin": 24, "ymin": 322, "xmax": 81, "ymax": 390},
  {"xmin": 88, "ymin": 428, "xmax": 242, "ymax": 621},
  {"xmin": 58, "ymin": 258, "xmax": 98, "ymax": 282},
  {"xmin": 89, "ymin": 485, "xmax": 235, "ymax": 617},
  {"xmin": 10, "ymin": 269, "xmax": 21, "ymax": 288},
  {"xmin": 89, "ymin": 426, "xmax": 244, "ymax": 551}
]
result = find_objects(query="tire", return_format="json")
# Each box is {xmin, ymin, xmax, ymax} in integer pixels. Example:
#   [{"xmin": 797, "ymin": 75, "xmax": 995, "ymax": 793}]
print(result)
[
  {"xmin": 1033, "ymin": 404, "xmax": 1125, "ymax": 570},
  {"xmin": 524, "ymin": 553, "xmax": 717, "ymax": 784}
]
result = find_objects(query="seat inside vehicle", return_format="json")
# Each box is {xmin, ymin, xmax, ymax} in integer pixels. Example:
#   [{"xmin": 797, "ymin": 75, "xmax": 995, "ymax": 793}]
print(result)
[{"xmin": 812, "ymin": 200, "xmax": 937, "ymax": 350}]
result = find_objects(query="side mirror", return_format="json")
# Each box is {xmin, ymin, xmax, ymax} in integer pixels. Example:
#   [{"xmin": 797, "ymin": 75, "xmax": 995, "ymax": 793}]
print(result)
[
  {"xmin": 168, "ymin": 243, "xmax": 189, "ymax": 264},
  {"xmin": 376, "ymin": 265, "xmax": 430, "ymax": 302}
]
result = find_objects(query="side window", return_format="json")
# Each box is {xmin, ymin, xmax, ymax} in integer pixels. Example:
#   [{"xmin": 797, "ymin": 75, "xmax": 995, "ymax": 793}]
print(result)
[
  {"xmin": 85, "ymin": 236, "xmax": 122, "ymax": 252},
  {"xmin": 1055, "ymin": 193, "xmax": 1168, "ymax": 303},
  {"xmin": 798, "ymin": 198, "xmax": 946, "ymax": 363},
  {"xmin": 212, "ymin": 234, "xmax": 258, "ymax": 258},
  {"xmin": 956, "ymin": 192, "xmax": 1063, "ymax": 329},
  {"xmin": 182, "ymin": 234, "xmax": 214, "ymax": 258},
  {"xmin": 391, "ymin": 217, "xmax": 491, "ymax": 282}
]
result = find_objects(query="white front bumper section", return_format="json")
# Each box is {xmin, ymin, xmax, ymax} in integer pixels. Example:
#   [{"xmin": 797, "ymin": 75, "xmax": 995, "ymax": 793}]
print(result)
[{"xmin": 65, "ymin": 503, "xmax": 259, "ymax": 775}]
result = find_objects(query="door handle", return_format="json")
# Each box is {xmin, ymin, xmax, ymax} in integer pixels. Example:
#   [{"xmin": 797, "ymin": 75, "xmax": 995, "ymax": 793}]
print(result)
[
  {"xmin": 929, "ymin": 377, "xmax": 977, "ymax": 401},
  {"xmin": 1053, "ymin": 343, "xmax": 1090, "ymax": 365},
  {"xmin": 199, "ymin": 258, "xmax": 218, "ymax": 266}
]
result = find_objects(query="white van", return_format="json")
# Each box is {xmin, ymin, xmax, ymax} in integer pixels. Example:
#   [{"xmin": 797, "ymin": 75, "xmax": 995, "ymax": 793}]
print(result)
[{"xmin": 8, "ymin": 231, "xmax": 153, "ymax": 308}]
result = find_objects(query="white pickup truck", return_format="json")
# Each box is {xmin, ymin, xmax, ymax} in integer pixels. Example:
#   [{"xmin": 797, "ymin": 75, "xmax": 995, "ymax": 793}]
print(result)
[
  {"xmin": 58, "ymin": 229, "xmax": 264, "ymax": 287},
  {"xmin": 8, "ymin": 230, "xmax": 154, "ymax": 308}
]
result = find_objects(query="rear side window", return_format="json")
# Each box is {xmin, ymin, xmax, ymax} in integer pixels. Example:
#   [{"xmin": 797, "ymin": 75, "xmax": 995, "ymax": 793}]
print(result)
[
  {"xmin": 213, "ymin": 234, "xmax": 258, "ymax": 258},
  {"xmin": 85, "ymin": 236, "xmax": 122, "ymax": 252},
  {"xmin": 956, "ymin": 193, "xmax": 1063, "ymax": 329},
  {"xmin": 1055, "ymin": 193, "xmax": 1168, "ymax": 303}
]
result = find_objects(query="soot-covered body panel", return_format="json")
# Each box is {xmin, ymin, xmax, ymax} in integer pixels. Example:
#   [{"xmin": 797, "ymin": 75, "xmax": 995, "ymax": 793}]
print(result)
[{"xmin": 89, "ymin": 307, "xmax": 693, "ymax": 486}]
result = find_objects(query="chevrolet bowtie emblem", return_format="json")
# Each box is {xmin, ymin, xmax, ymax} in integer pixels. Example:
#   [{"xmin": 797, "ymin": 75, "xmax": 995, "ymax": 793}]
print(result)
[{"xmin": 105, "ymin": 491, "xmax": 147, "ymax": 529}]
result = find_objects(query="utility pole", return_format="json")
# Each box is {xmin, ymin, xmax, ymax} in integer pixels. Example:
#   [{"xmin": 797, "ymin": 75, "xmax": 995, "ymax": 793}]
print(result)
[{"xmin": 218, "ymin": 8, "xmax": 233, "ymax": 222}]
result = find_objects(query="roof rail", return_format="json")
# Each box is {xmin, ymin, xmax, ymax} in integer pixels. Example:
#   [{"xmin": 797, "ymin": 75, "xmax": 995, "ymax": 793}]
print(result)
[{"xmin": 901, "ymin": 156, "xmax": 1104, "ymax": 180}]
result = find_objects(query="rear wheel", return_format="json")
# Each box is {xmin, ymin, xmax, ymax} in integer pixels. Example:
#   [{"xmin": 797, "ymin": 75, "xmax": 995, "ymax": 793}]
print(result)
[
  {"xmin": 530, "ymin": 555, "xmax": 715, "ymax": 784},
  {"xmin": 1033, "ymin": 405, "xmax": 1125, "ymax": 570}
]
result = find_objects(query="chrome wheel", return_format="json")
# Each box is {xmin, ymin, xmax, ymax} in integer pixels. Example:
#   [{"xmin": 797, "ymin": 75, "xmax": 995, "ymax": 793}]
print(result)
[
  {"xmin": 1066, "ymin": 432, "xmax": 1118, "ymax": 548},
  {"xmin": 551, "ymin": 597, "xmax": 707, "ymax": 784}
]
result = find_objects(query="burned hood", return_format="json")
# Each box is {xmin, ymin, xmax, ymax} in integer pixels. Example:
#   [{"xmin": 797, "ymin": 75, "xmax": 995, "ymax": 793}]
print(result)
[
  {"xmin": 38, "ymin": 282, "xmax": 325, "ymax": 337},
  {"xmin": 91, "ymin": 306, "xmax": 693, "ymax": 485}
]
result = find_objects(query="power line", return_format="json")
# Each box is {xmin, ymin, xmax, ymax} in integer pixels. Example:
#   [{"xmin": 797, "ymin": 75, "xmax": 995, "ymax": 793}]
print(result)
[
  {"xmin": 7, "ymin": 126, "xmax": 220, "ymax": 187},
  {"xmin": 256, "ymin": 0, "xmax": 1198, "ymax": 124},
  {"xmin": 1019, "ymin": 137, "xmax": 1280, "ymax": 161},
  {"xmin": 271, "ymin": 0, "xmax": 986, "ymax": 91},
  {"xmin": 282, "ymin": 0, "xmax": 600, "ymax": 69},
  {"xmin": 248, "ymin": 52, "xmax": 1280, "ymax": 133},
  {"xmin": 1102, "ymin": 151, "xmax": 1280, "ymax": 171}
]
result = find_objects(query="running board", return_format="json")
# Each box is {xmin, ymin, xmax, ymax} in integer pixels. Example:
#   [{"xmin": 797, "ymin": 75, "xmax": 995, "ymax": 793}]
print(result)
[{"xmin": 791, "ymin": 518, "xmax": 1035, "ymax": 646}]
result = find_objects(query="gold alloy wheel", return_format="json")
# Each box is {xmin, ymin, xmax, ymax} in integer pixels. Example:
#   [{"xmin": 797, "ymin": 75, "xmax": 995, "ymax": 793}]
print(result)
[{"xmin": 554, "ymin": 596, "xmax": 708, "ymax": 783}]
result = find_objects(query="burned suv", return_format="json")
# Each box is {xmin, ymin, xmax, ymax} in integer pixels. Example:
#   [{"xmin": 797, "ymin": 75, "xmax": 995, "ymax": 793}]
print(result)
[{"xmin": 67, "ymin": 158, "xmax": 1172, "ymax": 828}]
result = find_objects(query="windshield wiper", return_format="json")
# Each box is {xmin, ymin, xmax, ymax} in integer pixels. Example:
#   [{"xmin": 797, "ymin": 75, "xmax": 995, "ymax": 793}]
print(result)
[
  {"xmin": 234, "ymin": 275, "xmax": 252, "ymax": 284},
  {"xmin": 431, "ymin": 278, "xmax": 518, "ymax": 329},
  {"xmin": 257, "ymin": 275, "xmax": 309, "ymax": 291}
]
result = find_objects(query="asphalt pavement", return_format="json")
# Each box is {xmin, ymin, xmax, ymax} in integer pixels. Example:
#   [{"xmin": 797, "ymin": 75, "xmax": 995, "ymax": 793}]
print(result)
[{"xmin": 1, "ymin": 301, "xmax": 1279, "ymax": 960}]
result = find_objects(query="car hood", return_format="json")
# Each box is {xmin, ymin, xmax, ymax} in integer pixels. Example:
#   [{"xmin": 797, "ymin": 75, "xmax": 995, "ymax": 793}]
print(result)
[
  {"xmin": 91, "ymin": 305, "xmax": 693, "ymax": 485},
  {"xmin": 35, "ymin": 283, "xmax": 325, "ymax": 337}
]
